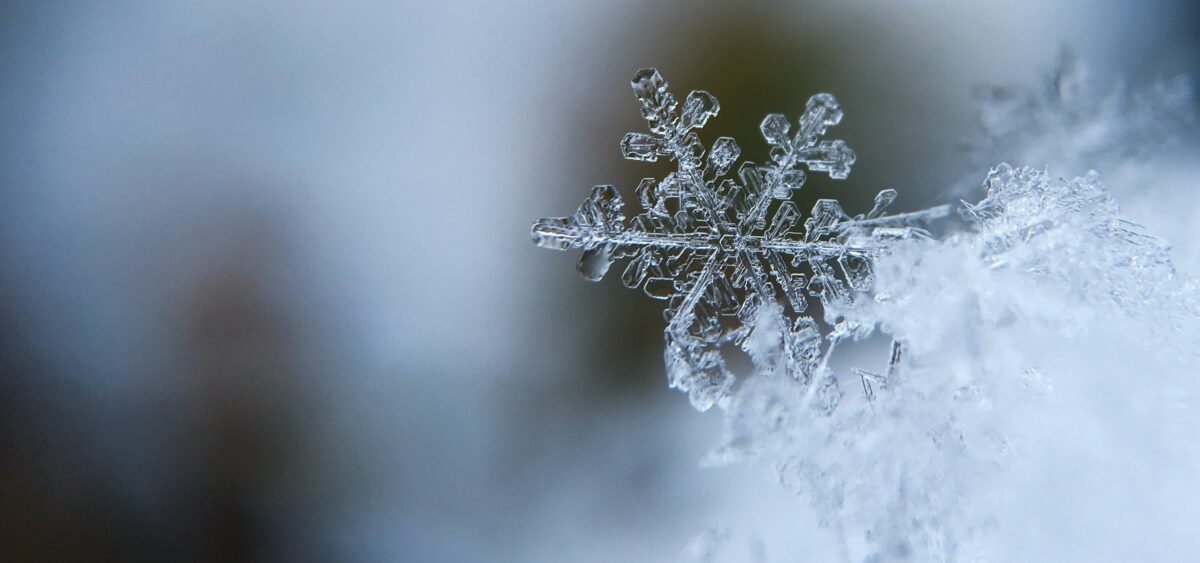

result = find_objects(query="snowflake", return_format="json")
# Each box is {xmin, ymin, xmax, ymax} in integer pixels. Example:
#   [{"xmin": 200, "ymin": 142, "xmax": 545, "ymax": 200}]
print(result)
[{"xmin": 532, "ymin": 69, "xmax": 949, "ymax": 410}]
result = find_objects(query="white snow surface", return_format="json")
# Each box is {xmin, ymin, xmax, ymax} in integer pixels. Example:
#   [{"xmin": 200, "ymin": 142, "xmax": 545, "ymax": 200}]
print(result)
[{"xmin": 710, "ymin": 164, "xmax": 1200, "ymax": 561}]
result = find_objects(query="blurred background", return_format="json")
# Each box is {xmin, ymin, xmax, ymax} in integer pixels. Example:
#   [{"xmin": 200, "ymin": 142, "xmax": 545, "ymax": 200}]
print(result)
[{"xmin": 1, "ymin": 1, "xmax": 1197, "ymax": 561}]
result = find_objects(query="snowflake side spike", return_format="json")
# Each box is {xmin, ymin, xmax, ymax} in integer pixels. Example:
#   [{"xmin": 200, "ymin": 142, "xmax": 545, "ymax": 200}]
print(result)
[{"xmin": 532, "ymin": 69, "xmax": 950, "ymax": 411}]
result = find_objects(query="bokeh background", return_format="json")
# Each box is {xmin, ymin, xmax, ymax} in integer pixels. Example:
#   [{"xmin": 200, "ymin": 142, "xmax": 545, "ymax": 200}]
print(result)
[{"xmin": 2, "ymin": 1, "xmax": 1197, "ymax": 561}]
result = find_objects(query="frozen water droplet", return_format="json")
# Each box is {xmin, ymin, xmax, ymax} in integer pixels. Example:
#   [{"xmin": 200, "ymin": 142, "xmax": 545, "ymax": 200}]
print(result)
[
  {"xmin": 577, "ymin": 244, "xmax": 615, "ymax": 281},
  {"xmin": 630, "ymin": 68, "xmax": 676, "ymax": 124},
  {"xmin": 631, "ymin": 68, "xmax": 667, "ymax": 103}
]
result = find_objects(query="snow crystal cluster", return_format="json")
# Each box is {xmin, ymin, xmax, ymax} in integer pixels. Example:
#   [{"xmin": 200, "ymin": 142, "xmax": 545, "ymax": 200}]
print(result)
[
  {"xmin": 963, "ymin": 51, "xmax": 1200, "ymax": 271},
  {"xmin": 532, "ymin": 67, "xmax": 1200, "ymax": 560},
  {"xmin": 713, "ymin": 162, "xmax": 1200, "ymax": 560}
]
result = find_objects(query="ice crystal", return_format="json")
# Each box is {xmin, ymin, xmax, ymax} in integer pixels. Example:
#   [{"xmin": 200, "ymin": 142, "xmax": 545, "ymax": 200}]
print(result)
[
  {"xmin": 961, "ymin": 164, "xmax": 1199, "ymax": 344},
  {"xmin": 531, "ymin": 69, "xmax": 949, "ymax": 410}
]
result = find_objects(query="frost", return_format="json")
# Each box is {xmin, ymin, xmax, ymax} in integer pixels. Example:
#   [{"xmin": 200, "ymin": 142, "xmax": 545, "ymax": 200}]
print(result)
[
  {"xmin": 531, "ymin": 69, "xmax": 949, "ymax": 410},
  {"xmin": 966, "ymin": 166, "xmax": 1182, "ymax": 303}
]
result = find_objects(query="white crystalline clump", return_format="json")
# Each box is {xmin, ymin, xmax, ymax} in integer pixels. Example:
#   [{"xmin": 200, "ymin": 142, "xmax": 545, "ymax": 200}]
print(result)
[
  {"xmin": 713, "ymin": 165, "xmax": 1200, "ymax": 561},
  {"xmin": 963, "ymin": 164, "xmax": 1195, "ymax": 327},
  {"xmin": 532, "ymin": 69, "xmax": 947, "ymax": 411}
]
